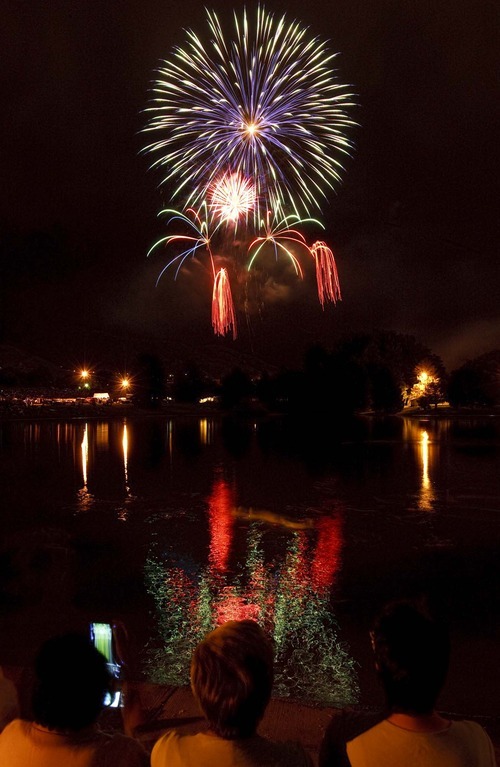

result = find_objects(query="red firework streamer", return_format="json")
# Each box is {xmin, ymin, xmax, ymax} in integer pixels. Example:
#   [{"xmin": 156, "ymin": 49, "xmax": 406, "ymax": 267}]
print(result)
[
  {"xmin": 212, "ymin": 267, "xmax": 237, "ymax": 339},
  {"xmin": 311, "ymin": 241, "xmax": 342, "ymax": 307}
]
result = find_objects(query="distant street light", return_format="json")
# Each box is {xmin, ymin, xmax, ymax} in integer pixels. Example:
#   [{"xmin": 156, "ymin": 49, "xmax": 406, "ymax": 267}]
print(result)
[{"xmin": 78, "ymin": 369, "xmax": 92, "ymax": 389}]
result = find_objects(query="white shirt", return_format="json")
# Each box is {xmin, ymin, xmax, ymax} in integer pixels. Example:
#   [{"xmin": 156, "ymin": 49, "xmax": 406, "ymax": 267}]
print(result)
[{"xmin": 151, "ymin": 729, "xmax": 313, "ymax": 767}]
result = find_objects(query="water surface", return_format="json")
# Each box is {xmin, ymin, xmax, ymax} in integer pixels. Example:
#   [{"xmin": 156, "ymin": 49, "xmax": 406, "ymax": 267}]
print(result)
[{"xmin": 1, "ymin": 414, "xmax": 499, "ymax": 714}]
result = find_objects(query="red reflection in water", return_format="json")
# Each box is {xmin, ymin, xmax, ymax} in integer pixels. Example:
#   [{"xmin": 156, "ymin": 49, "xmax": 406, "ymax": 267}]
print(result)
[
  {"xmin": 274, "ymin": 517, "xmax": 343, "ymax": 599},
  {"xmin": 146, "ymin": 475, "xmax": 354, "ymax": 702},
  {"xmin": 208, "ymin": 476, "xmax": 235, "ymax": 574},
  {"xmin": 170, "ymin": 568, "xmax": 195, "ymax": 608},
  {"xmin": 311, "ymin": 515, "xmax": 343, "ymax": 590},
  {"xmin": 215, "ymin": 594, "xmax": 261, "ymax": 624},
  {"xmin": 205, "ymin": 475, "xmax": 344, "ymax": 628}
]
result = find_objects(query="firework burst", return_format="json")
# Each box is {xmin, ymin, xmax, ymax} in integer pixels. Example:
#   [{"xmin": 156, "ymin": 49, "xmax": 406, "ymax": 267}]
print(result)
[
  {"xmin": 143, "ymin": 5, "xmax": 356, "ymax": 220},
  {"xmin": 143, "ymin": 6, "xmax": 354, "ymax": 338},
  {"xmin": 210, "ymin": 172, "xmax": 257, "ymax": 224},
  {"xmin": 147, "ymin": 204, "xmax": 221, "ymax": 284},
  {"xmin": 247, "ymin": 212, "xmax": 324, "ymax": 277}
]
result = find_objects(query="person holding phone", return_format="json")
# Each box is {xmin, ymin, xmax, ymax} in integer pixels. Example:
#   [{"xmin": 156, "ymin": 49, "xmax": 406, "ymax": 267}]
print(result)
[
  {"xmin": 0, "ymin": 631, "xmax": 148, "ymax": 766},
  {"xmin": 90, "ymin": 622, "xmax": 123, "ymax": 708}
]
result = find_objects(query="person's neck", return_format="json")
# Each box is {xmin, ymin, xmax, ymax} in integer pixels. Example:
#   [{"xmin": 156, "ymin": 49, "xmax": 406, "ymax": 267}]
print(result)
[{"xmin": 386, "ymin": 710, "xmax": 449, "ymax": 732}]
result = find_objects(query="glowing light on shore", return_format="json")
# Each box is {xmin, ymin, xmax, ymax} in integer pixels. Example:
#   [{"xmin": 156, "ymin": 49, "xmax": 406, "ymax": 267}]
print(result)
[{"xmin": 78, "ymin": 368, "xmax": 92, "ymax": 389}]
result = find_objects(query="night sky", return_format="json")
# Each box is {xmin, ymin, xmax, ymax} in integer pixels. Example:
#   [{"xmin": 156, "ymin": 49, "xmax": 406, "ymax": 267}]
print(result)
[{"xmin": 2, "ymin": 0, "xmax": 499, "ymax": 374}]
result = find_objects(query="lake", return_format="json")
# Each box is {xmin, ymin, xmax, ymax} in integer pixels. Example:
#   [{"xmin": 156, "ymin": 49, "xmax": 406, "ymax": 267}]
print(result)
[{"xmin": 1, "ymin": 412, "xmax": 499, "ymax": 717}]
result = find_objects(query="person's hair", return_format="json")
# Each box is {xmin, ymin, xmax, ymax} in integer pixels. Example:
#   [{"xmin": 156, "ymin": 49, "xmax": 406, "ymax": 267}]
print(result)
[
  {"xmin": 190, "ymin": 619, "xmax": 274, "ymax": 739},
  {"xmin": 371, "ymin": 597, "xmax": 450, "ymax": 715},
  {"xmin": 32, "ymin": 632, "xmax": 112, "ymax": 731}
]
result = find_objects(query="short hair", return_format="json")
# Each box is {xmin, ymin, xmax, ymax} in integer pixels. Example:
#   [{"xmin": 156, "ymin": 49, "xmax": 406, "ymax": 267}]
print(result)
[
  {"xmin": 190, "ymin": 620, "xmax": 274, "ymax": 739},
  {"xmin": 32, "ymin": 632, "xmax": 112, "ymax": 731},
  {"xmin": 371, "ymin": 598, "xmax": 450, "ymax": 715}
]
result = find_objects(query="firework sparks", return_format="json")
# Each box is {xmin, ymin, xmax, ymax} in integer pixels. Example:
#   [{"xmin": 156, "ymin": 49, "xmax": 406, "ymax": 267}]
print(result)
[
  {"xmin": 147, "ymin": 204, "xmax": 221, "ymax": 283},
  {"xmin": 210, "ymin": 172, "xmax": 256, "ymax": 224},
  {"xmin": 143, "ymin": 5, "xmax": 356, "ymax": 220},
  {"xmin": 247, "ymin": 212, "xmax": 324, "ymax": 277},
  {"xmin": 212, "ymin": 267, "xmax": 237, "ymax": 339},
  {"xmin": 144, "ymin": 6, "xmax": 355, "ymax": 337},
  {"xmin": 311, "ymin": 241, "xmax": 341, "ymax": 306}
]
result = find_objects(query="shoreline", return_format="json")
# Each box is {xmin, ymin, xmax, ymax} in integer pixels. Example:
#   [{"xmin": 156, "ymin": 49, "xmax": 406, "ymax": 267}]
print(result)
[{"xmin": 1, "ymin": 401, "xmax": 499, "ymax": 423}]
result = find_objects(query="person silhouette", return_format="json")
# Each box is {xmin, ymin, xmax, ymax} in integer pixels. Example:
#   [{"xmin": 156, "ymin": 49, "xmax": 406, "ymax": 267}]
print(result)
[
  {"xmin": 0, "ymin": 631, "xmax": 148, "ymax": 766},
  {"xmin": 345, "ymin": 598, "xmax": 496, "ymax": 766},
  {"xmin": 151, "ymin": 619, "xmax": 312, "ymax": 767}
]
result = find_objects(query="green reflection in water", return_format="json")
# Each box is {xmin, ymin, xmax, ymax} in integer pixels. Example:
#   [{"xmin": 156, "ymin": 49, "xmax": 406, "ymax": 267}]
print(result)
[
  {"xmin": 144, "ymin": 525, "xmax": 359, "ymax": 707},
  {"xmin": 144, "ymin": 560, "xmax": 200, "ymax": 686},
  {"xmin": 272, "ymin": 535, "xmax": 358, "ymax": 706}
]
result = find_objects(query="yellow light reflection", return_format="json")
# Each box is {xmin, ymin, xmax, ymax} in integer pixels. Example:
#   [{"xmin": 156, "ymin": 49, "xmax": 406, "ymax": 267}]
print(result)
[
  {"xmin": 199, "ymin": 418, "xmax": 208, "ymax": 445},
  {"xmin": 77, "ymin": 423, "xmax": 93, "ymax": 510},
  {"xmin": 418, "ymin": 429, "xmax": 435, "ymax": 511},
  {"xmin": 81, "ymin": 423, "xmax": 88, "ymax": 489},
  {"xmin": 24, "ymin": 423, "xmax": 40, "ymax": 449},
  {"xmin": 166, "ymin": 420, "xmax": 173, "ymax": 463},
  {"xmin": 122, "ymin": 421, "xmax": 130, "ymax": 494},
  {"xmin": 117, "ymin": 420, "xmax": 131, "ymax": 521},
  {"xmin": 96, "ymin": 422, "xmax": 109, "ymax": 448}
]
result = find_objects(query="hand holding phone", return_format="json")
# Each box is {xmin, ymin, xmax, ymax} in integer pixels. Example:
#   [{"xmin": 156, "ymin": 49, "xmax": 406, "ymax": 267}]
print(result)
[{"xmin": 90, "ymin": 622, "xmax": 122, "ymax": 708}]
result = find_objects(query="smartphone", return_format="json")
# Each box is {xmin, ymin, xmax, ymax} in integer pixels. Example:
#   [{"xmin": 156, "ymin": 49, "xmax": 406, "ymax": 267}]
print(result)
[{"xmin": 89, "ymin": 622, "xmax": 122, "ymax": 708}]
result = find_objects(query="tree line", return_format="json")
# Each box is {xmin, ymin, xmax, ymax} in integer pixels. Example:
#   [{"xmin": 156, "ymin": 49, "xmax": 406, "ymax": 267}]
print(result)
[
  {"xmin": 1, "ymin": 332, "xmax": 498, "ymax": 414},
  {"xmin": 136, "ymin": 332, "xmax": 499, "ymax": 415}
]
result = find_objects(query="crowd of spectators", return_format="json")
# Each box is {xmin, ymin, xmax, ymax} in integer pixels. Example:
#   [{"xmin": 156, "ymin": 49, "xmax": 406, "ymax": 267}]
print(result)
[{"xmin": 0, "ymin": 599, "xmax": 497, "ymax": 765}]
